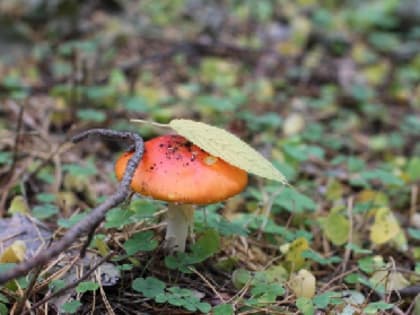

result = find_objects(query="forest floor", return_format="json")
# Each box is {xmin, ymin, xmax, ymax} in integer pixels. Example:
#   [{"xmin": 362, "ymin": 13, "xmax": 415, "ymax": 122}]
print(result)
[{"xmin": 0, "ymin": 1, "xmax": 419, "ymax": 314}]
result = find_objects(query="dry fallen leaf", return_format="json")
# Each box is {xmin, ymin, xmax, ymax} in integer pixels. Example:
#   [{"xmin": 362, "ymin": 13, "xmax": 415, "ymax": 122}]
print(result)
[
  {"xmin": 370, "ymin": 208, "xmax": 401, "ymax": 245},
  {"xmin": 289, "ymin": 269, "xmax": 316, "ymax": 298},
  {"xmin": 370, "ymin": 270, "xmax": 409, "ymax": 292},
  {"xmin": 0, "ymin": 240, "xmax": 26, "ymax": 263},
  {"xmin": 283, "ymin": 113, "xmax": 305, "ymax": 136},
  {"xmin": 8, "ymin": 195, "xmax": 29, "ymax": 214}
]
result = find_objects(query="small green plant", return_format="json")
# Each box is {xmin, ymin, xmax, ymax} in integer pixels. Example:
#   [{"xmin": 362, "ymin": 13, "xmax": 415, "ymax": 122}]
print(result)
[
  {"xmin": 132, "ymin": 277, "xmax": 211, "ymax": 313},
  {"xmin": 60, "ymin": 281, "xmax": 99, "ymax": 313},
  {"xmin": 164, "ymin": 229, "xmax": 220, "ymax": 272},
  {"xmin": 123, "ymin": 231, "xmax": 158, "ymax": 255},
  {"xmin": 61, "ymin": 300, "xmax": 82, "ymax": 314},
  {"xmin": 0, "ymin": 293, "xmax": 9, "ymax": 315},
  {"xmin": 76, "ymin": 281, "xmax": 100, "ymax": 293}
]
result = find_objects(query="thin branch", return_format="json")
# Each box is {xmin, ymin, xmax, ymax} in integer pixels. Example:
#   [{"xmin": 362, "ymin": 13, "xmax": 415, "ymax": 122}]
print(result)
[
  {"xmin": 23, "ymin": 252, "xmax": 115, "ymax": 314},
  {"xmin": 13, "ymin": 239, "xmax": 53, "ymax": 315},
  {"xmin": 0, "ymin": 129, "xmax": 143, "ymax": 284},
  {"xmin": 189, "ymin": 267, "xmax": 226, "ymax": 303},
  {"xmin": 95, "ymin": 269, "xmax": 116, "ymax": 315},
  {"xmin": 14, "ymin": 239, "xmax": 53, "ymax": 314}
]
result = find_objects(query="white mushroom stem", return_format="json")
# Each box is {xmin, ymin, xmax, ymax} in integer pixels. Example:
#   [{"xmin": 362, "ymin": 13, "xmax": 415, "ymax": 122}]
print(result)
[{"xmin": 165, "ymin": 204, "xmax": 195, "ymax": 252}]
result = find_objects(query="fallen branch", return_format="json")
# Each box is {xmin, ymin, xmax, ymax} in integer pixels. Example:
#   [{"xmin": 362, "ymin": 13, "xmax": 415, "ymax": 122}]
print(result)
[{"xmin": 0, "ymin": 129, "xmax": 143, "ymax": 284}]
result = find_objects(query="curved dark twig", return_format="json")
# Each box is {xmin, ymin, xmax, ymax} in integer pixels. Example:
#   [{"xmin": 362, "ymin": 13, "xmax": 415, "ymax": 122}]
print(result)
[
  {"xmin": 80, "ymin": 220, "xmax": 102, "ymax": 258},
  {"xmin": 391, "ymin": 285, "xmax": 420, "ymax": 300},
  {"xmin": 0, "ymin": 129, "xmax": 143, "ymax": 284}
]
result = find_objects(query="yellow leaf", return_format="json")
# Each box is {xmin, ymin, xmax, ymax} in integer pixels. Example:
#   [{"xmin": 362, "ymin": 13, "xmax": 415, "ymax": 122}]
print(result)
[
  {"xmin": 276, "ymin": 41, "xmax": 300, "ymax": 57},
  {"xmin": 370, "ymin": 208, "xmax": 401, "ymax": 245},
  {"xmin": 322, "ymin": 212, "xmax": 350, "ymax": 246},
  {"xmin": 325, "ymin": 179, "xmax": 344, "ymax": 201},
  {"xmin": 291, "ymin": 16, "xmax": 311, "ymax": 47},
  {"xmin": 285, "ymin": 237, "xmax": 309, "ymax": 271},
  {"xmin": 357, "ymin": 190, "xmax": 389, "ymax": 207},
  {"xmin": 0, "ymin": 240, "xmax": 26, "ymax": 263},
  {"xmin": 362, "ymin": 60, "xmax": 390, "ymax": 86},
  {"xmin": 283, "ymin": 113, "xmax": 305, "ymax": 136},
  {"xmin": 168, "ymin": 119, "xmax": 287, "ymax": 183},
  {"xmin": 134, "ymin": 84, "xmax": 168, "ymax": 107},
  {"xmin": 93, "ymin": 237, "xmax": 111, "ymax": 257},
  {"xmin": 8, "ymin": 196, "xmax": 29, "ymax": 214},
  {"xmin": 370, "ymin": 270, "xmax": 409, "ymax": 292},
  {"xmin": 254, "ymin": 78, "xmax": 274, "ymax": 103},
  {"xmin": 56, "ymin": 191, "xmax": 78, "ymax": 209},
  {"xmin": 289, "ymin": 269, "xmax": 316, "ymax": 298}
]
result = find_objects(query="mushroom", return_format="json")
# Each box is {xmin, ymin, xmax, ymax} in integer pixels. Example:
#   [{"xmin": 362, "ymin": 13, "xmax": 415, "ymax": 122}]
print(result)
[{"xmin": 115, "ymin": 134, "xmax": 248, "ymax": 252}]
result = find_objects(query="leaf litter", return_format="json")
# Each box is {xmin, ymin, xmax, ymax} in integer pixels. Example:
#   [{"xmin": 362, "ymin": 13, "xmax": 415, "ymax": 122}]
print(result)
[{"xmin": 0, "ymin": 1, "xmax": 419, "ymax": 314}]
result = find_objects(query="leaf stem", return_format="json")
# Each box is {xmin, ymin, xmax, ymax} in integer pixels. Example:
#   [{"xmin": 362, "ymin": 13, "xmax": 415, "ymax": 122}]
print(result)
[{"xmin": 130, "ymin": 119, "xmax": 171, "ymax": 128}]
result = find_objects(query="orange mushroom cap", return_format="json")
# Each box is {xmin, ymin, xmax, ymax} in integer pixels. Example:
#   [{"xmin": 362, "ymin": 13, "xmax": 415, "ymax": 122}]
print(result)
[{"xmin": 115, "ymin": 134, "xmax": 248, "ymax": 204}]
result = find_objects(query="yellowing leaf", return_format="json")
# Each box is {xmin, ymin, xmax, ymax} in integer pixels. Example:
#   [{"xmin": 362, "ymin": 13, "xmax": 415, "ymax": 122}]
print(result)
[
  {"xmin": 322, "ymin": 212, "xmax": 350, "ymax": 246},
  {"xmin": 8, "ymin": 195, "xmax": 29, "ymax": 214},
  {"xmin": 370, "ymin": 270, "xmax": 409, "ymax": 292},
  {"xmin": 134, "ymin": 84, "xmax": 168, "ymax": 107},
  {"xmin": 56, "ymin": 191, "xmax": 78, "ymax": 209},
  {"xmin": 362, "ymin": 60, "xmax": 390, "ymax": 86},
  {"xmin": 255, "ymin": 78, "xmax": 274, "ymax": 103},
  {"xmin": 168, "ymin": 119, "xmax": 287, "ymax": 183},
  {"xmin": 285, "ymin": 237, "xmax": 309, "ymax": 271},
  {"xmin": 0, "ymin": 240, "xmax": 26, "ymax": 263},
  {"xmin": 357, "ymin": 190, "xmax": 389, "ymax": 207},
  {"xmin": 276, "ymin": 41, "xmax": 301, "ymax": 57},
  {"xmin": 291, "ymin": 16, "xmax": 311, "ymax": 47},
  {"xmin": 94, "ymin": 237, "xmax": 111, "ymax": 257},
  {"xmin": 325, "ymin": 179, "xmax": 344, "ymax": 201},
  {"xmin": 283, "ymin": 113, "xmax": 305, "ymax": 136},
  {"xmin": 370, "ymin": 208, "xmax": 401, "ymax": 245},
  {"xmin": 289, "ymin": 269, "xmax": 316, "ymax": 298},
  {"xmin": 200, "ymin": 58, "xmax": 238, "ymax": 88}
]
